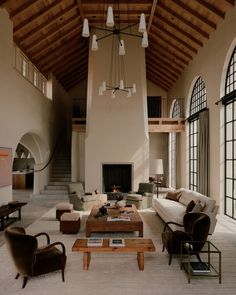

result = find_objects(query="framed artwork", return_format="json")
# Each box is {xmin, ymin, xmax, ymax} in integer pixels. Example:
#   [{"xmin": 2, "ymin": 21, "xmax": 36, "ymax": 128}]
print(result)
[{"xmin": 0, "ymin": 147, "xmax": 12, "ymax": 187}]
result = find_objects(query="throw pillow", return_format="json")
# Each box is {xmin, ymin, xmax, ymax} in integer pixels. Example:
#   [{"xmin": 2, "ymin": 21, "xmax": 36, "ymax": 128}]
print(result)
[
  {"xmin": 166, "ymin": 190, "xmax": 182, "ymax": 202},
  {"xmin": 191, "ymin": 200, "xmax": 205, "ymax": 212},
  {"xmin": 186, "ymin": 200, "xmax": 195, "ymax": 213}
]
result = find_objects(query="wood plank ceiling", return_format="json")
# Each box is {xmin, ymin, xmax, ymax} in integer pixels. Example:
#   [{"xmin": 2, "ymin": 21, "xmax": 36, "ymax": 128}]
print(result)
[{"xmin": 1, "ymin": 0, "xmax": 235, "ymax": 91}]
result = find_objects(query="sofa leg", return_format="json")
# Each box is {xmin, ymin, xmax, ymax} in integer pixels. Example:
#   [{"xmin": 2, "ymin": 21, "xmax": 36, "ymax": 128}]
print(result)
[
  {"xmin": 15, "ymin": 273, "xmax": 20, "ymax": 279},
  {"xmin": 162, "ymin": 244, "xmax": 165, "ymax": 252},
  {"xmin": 22, "ymin": 276, "xmax": 28, "ymax": 288}
]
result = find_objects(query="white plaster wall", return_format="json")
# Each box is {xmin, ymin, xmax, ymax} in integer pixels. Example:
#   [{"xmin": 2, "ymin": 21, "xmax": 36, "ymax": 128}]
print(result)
[
  {"xmin": 71, "ymin": 131, "xmax": 85, "ymax": 182},
  {"xmin": 85, "ymin": 34, "xmax": 148, "ymax": 192},
  {"xmin": 168, "ymin": 5, "xmax": 236, "ymax": 208},
  {"xmin": 0, "ymin": 11, "xmax": 70, "ymax": 204}
]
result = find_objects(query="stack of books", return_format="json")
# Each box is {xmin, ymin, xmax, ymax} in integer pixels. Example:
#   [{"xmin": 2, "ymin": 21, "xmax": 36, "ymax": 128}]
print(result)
[
  {"xmin": 107, "ymin": 216, "xmax": 130, "ymax": 222},
  {"xmin": 87, "ymin": 238, "xmax": 103, "ymax": 247},
  {"xmin": 109, "ymin": 238, "xmax": 125, "ymax": 247}
]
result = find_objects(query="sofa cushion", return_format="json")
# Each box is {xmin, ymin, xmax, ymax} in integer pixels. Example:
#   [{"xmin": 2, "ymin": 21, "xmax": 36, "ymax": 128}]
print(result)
[
  {"xmin": 166, "ymin": 191, "xmax": 182, "ymax": 202},
  {"xmin": 192, "ymin": 200, "xmax": 205, "ymax": 212},
  {"xmin": 186, "ymin": 200, "xmax": 195, "ymax": 213}
]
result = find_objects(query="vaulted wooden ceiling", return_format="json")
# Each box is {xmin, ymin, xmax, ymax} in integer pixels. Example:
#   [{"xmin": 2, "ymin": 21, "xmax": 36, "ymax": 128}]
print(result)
[{"xmin": 1, "ymin": 0, "xmax": 234, "ymax": 91}]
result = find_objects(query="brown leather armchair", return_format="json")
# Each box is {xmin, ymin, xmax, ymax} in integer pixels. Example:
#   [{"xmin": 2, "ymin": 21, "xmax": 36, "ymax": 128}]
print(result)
[
  {"xmin": 4, "ymin": 227, "xmax": 66, "ymax": 288},
  {"xmin": 162, "ymin": 212, "xmax": 210, "ymax": 265}
]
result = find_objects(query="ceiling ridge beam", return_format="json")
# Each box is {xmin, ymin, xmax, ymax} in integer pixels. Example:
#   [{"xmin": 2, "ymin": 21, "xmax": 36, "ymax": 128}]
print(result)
[
  {"xmin": 147, "ymin": 69, "xmax": 173, "ymax": 88},
  {"xmin": 59, "ymin": 64, "xmax": 88, "ymax": 82},
  {"xmin": 53, "ymin": 53, "xmax": 88, "ymax": 75},
  {"xmin": 173, "ymin": 0, "xmax": 217, "ymax": 29},
  {"xmin": 64, "ymin": 74, "xmax": 87, "ymax": 90},
  {"xmin": 146, "ymin": 62, "xmax": 176, "ymax": 84},
  {"xmin": 158, "ymin": 1, "xmax": 209, "ymax": 39},
  {"xmin": 13, "ymin": 0, "xmax": 63, "ymax": 34},
  {"xmin": 147, "ymin": 0, "xmax": 158, "ymax": 33},
  {"xmin": 146, "ymin": 55, "xmax": 179, "ymax": 79},
  {"xmin": 10, "ymin": 0, "xmax": 39, "ymax": 19}
]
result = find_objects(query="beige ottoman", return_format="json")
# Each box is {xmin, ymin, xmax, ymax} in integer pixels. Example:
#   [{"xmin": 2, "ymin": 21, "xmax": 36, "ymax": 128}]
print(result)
[
  {"xmin": 60, "ymin": 212, "xmax": 80, "ymax": 234},
  {"xmin": 56, "ymin": 202, "xmax": 73, "ymax": 220}
]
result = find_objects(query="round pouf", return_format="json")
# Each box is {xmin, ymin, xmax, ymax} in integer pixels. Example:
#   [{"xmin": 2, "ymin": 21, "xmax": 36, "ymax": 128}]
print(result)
[
  {"xmin": 60, "ymin": 212, "xmax": 80, "ymax": 234},
  {"xmin": 56, "ymin": 202, "xmax": 73, "ymax": 220}
]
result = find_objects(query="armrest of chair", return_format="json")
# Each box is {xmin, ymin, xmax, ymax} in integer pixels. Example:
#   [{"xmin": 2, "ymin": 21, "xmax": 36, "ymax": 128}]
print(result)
[
  {"xmin": 36, "ymin": 241, "xmax": 66, "ymax": 256},
  {"xmin": 34, "ymin": 232, "xmax": 50, "ymax": 244},
  {"xmin": 143, "ymin": 192, "xmax": 153, "ymax": 197},
  {"xmin": 163, "ymin": 221, "xmax": 184, "ymax": 233}
]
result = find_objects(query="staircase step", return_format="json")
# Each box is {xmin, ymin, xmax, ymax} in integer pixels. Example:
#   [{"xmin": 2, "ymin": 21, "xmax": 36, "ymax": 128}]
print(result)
[
  {"xmin": 50, "ymin": 177, "xmax": 71, "ymax": 182},
  {"xmin": 48, "ymin": 181, "xmax": 71, "ymax": 186},
  {"xmin": 50, "ymin": 173, "xmax": 71, "ymax": 178},
  {"xmin": 40, "ymin": 189, "xmax": 68, "ymax": 195},
  {"xmin": 33, "ymin": 193, "xmax": 68, "ymax": 200},
  {"xmin": 45, "ymin": 185, "xmax": 68, "ymax": 190}
]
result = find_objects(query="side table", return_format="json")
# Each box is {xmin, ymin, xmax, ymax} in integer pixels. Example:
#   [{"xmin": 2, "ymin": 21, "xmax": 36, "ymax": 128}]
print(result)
[{"xmin": 180, "ymin": 240, "xmax": 221, "ymax": 284}]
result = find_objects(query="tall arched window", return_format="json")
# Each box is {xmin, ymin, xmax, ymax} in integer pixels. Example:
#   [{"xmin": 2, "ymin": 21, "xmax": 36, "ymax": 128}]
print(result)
[
  {"xmin": 169, "ymin": 100, "xmax": 181, "ymax": 188},
  {"xmin": 223, "ymin": 46, "xmax": 236, "ymax": 219},
  {"xmin": 188, "ymin": 77, "xmax": 208, "ymax": 192}
]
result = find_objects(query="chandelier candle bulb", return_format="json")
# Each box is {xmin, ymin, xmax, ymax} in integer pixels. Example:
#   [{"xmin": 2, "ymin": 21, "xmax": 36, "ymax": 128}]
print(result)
[
  {"xmin": 82, "ymin": 18, "xmax": 89, "ymax": 37},
  {"xmin": 102, "ymin": 81, "xmax": 106, "ymax": 91},
  {"xmin": 99, "ymin": 86, "xmax": 103, "ymax": 96},
  {"xmin": 139, "ymin": 13, "xmax": 146, "ymax": 33},
  {"xmin": 142, "ymin": 32, "xmax": 148, "ymax": 48},
  {"xmin": 91, "ymin": 34, "xmax": 98, "ymax": 51},
  {"xmin": 119, "ymin": 40, "xmax": 125, "ymax": 55},
  {"xmin": 106, "ymin": 6, "xmax": 114, "ymax": 27},
  {"xmin": 120, "ymin": 80, "xmax": 124, "ymax": 89},
  {"xmin": 127, "ymin": 89, "xmax": 132, "ymax": 98},
  {"xmin": 132, "ymin": 83, "xmax": 136, "ymax": 93}
]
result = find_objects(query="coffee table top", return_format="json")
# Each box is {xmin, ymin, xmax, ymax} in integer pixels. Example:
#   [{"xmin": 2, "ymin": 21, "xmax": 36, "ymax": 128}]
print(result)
[{"xmin": 87, "ymin": 204, "xmax": 142, "ymax": 224}]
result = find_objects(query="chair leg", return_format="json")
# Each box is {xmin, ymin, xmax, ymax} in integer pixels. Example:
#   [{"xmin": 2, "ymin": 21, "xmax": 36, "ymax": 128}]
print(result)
[
  {"xmin": 162, "ymin": 244, "xmax": 165, "ymax": 252},
  {"xmin": 61, "ymin": 268, "xmax": 65, "ymax": 282},
  {"xmin": 15, "ymin": 273, "xmax": 20, "ymax": 279},
  {"xmin": 22, "ymin": 277, "xmax": 28, "ymax": 288},
  {"xmin": 168, "ymin": 254, "xmax": 172, "ymax": 265}
]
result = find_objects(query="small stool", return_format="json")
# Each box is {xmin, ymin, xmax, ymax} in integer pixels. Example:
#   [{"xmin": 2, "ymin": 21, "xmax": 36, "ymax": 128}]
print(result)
[
  {"xmin": 60, "ymin": 212, "xmax": 80, "ymax": 234},
  {"xmin": 56, "ymin": 202, "xmax": 73, "ymax": 220}
]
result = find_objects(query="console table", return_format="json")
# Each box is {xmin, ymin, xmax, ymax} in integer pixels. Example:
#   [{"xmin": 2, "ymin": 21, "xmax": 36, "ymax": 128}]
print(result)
[{"xmin": 0, "ymin": 202, "xmax": 27, "ymax": 230}]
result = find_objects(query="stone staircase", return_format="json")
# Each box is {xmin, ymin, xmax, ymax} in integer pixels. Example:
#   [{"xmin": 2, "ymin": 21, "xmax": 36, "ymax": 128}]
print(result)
[{"xmin": 38, "ymin": 143, "xmax": 71, "ymax": 199}]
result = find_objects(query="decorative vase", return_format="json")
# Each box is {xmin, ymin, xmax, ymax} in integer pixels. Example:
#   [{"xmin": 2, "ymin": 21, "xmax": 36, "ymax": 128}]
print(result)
[{"xmin": 115, "ymin": 200, "xmax": 126, "ymax": 208}]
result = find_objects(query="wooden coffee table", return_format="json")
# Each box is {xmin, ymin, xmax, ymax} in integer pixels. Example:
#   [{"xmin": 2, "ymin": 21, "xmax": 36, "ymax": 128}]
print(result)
[
  {"xmin": 72, "ymin": 238, "xmax": 155, "ymax": 271},
  {"xmin": 86, "ymin": 204, "xmax": 143, "ymax": 237}
]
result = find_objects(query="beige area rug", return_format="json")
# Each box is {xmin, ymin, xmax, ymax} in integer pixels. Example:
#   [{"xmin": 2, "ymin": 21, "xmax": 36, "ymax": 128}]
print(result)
[{"xmin": 0, "ymin": 208, "xmax": 236, "ymax": 295}]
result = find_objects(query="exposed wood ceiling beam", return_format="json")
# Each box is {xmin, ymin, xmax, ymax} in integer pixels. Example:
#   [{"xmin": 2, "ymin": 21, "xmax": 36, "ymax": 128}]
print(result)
[
  {"xmin": 147, "ymin": 0, "xmax": 157, "ymax": 33},
  {"xmin": 41, "ymin": 46, "xmax": 86, "ymax": 73},
  {"xmin": 36, "ymin": 36, "xmax": 82, "ymax": 64},
  {"xmin": 75, "ymin": 0, "xmax": 85, "ymax": 20},
  {"xmin": 153, "ymin": 13, "xmax": 203, "ymax": 47},
  {"xmin": 57, "ymin": 61, "xmax": 88, "ymax": 80},
  {"xmin": 146, "ymin": 46, "xmax": 185, "ymax": 72},
  {"xmin": 16, "ymin": 3, "xmax": 77, "ymax": 43},
  {"xmin": 158, "ymin": 1, "xmax": 209, "ymax": 39},
  {"xmin": 31, "ymin": 25, "xmax": 81, "ymax": 60},
  {"xmin": 64, "ymin": 74, "xmax": 87, "ymax": 90},
  {"xmin": 223, "ymin": 0, "xmax": 235, "ymax": 8},
  {"xmin": 147, "ymin": 74, "xmax": 169, "ymax": 91},
  {"xmin": 24, "ymin": 15, "xmax": 80, "ymax": 52},
  {"xmin": 149, "ymin": 33, "xmax": 191, "ymax": 63},
  {"xmin": 59, "ymin": 67, "xmax": 88, "ymax": 84},
  {"xmin": 10, "ymin": 0, "xmax": 39, "ymax": 19},
  {"xmin": 146, "ymin": 67, "xmax": 173, "ymax": 86},
  {"xmin": 53, "ymin": 52, "xmax": 88, "ymax": 75},
  {"xmin": 146, "ymin": 56, "xmax": 179, "ymax": 79},
  {"xmin": 13, "ymin": 0, "xmax": 63, "ymax": 34},
  {"xmin": 0, "ymin": 0, "xmax": 7, "ymax": 7},
  {"xmin": 173, "ymin": 0, "xmax": 216, "ymax": 30},
  {"xmin": 152, "ymin": 23, "xmax": 197, "ymax": 54},
  {"xmin": 196, "ymin": 0, "xmax": 225, "ymax": 18},
  {"xmin": 147, "ymin": 69, "xmax": 172, "ymax": 89},
  {"xmin": 146, "ymin": 61, "xmax": 176, "ymax": 84}
]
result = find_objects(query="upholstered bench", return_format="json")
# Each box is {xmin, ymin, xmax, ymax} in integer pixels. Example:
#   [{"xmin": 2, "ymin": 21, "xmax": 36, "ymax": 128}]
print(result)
[
  {"xmin": 56, "ymin": 202, "xmax": 73, "ymax": 220},
  {"xmin": 60, "ymin": 212, "xmax": 80, "ymax": 234}
]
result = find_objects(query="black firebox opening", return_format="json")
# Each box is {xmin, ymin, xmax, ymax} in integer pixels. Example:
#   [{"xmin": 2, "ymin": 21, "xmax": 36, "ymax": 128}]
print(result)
[{"xmin": 102, "ymin": 164, "xmax": 132, "ymax": 193}]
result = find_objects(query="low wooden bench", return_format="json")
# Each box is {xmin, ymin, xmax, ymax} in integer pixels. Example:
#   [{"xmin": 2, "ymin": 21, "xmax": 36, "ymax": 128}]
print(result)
[
  {"xmin": 0, "ymin": 202, "xmax": 27, "ymax": 231},
  {"xmin": 72, "ymin": 238, "xmax": 155, "ymax": 271}
]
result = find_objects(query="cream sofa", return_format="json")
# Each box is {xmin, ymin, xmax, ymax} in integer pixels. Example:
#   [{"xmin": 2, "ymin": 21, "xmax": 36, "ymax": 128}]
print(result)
[{"xmin": 152, "ymin": 188, "xmax": 219, "ymax": 234}]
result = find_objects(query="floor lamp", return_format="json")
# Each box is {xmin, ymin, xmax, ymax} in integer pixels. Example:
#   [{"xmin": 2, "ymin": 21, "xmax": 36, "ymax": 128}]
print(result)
[{"xmin": 150, "ymin": 159, "xmax": 164, "ymax": 198}]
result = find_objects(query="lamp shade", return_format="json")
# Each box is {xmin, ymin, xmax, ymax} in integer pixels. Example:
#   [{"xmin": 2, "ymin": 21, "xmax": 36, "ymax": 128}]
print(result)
[
  {"xmin": 106, "ymin": 6, "xmax": 114, "ymax": 27},
  {"xmin": 82, "ymin": 18, "xmax": 89, "ymax": 37},
  {"xmin": 91, "ymin": 34, "xmax": 98, "ymax": 51},
  {"xmin": 150, "ymin": 159, "xmax": 164, "ymax": 175},
  {"xmin": 139, "ymin": 13, "xmax": 146, "ymax": 33},
  {"xmin": 142, "ymin": 31, "xmax": 148, "ymax": 48}
]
